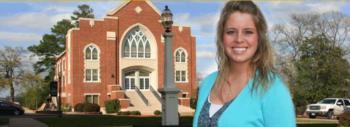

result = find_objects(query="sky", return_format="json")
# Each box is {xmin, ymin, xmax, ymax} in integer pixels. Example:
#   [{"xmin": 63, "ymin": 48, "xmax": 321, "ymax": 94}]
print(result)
[{"xmin": 0, "ymin": 0, "xmax": 349, "ymax": 83}]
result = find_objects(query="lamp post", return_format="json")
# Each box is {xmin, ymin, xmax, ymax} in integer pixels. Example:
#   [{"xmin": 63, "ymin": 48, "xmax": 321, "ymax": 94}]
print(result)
[
  {"xmin": 58, "ymin": 72, "xmax": 62, "ymax": 117},
  {"xmin": 160, "ymin": 5, "xmax": 180, "ymax": 126}
]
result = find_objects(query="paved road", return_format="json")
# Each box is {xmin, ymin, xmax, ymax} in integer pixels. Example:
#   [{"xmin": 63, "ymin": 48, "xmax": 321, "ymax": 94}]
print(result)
[
  {"xmin": 0, "ymin": 113, "xmax": 56, "ymax": 127},
  {"xmin": 9, "ymin": 118, "xmax": 48, "ymax": 127}
]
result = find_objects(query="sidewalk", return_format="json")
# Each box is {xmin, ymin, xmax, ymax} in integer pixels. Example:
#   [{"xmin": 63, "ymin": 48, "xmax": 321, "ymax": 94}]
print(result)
[{"xmin": 9, "ymin": 118, "xmax": 48, "ymax": 127}]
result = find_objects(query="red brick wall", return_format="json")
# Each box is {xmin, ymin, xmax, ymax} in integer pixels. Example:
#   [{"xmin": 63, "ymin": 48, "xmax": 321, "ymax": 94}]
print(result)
[{"xmin": 57, "ymin": 0, "xmax": 197, "ymax": 108}]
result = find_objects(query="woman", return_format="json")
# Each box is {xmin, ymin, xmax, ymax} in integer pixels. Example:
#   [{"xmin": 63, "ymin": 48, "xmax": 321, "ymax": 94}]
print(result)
[{"xmin": 193, "ymin": 1, "xmax": 296, "ymax": 127}]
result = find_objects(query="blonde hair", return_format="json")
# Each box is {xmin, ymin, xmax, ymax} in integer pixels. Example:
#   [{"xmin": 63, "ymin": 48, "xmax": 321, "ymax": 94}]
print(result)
[{"xmin": 216, "ymin": 1, "xmax": 276, "ymax": 94}]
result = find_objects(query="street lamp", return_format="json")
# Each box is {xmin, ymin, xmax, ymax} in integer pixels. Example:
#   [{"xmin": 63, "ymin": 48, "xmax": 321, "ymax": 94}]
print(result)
[
  {"xmin": 161, "ymin": 5, "xmax": 173, "ymax": 32},
  {"xmin": 160, "ymin": 5, "xmax": 180, "ymax": 126}
]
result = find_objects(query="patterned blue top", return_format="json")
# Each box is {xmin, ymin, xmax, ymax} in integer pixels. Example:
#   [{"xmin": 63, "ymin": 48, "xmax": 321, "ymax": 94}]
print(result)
[
  {"xmin": 193, "ymin": 71, "xmax": 296, "ymax": 127},
  {"xmin": 198, "ymin": 96, "xmax": 234, "ymax": 127}
]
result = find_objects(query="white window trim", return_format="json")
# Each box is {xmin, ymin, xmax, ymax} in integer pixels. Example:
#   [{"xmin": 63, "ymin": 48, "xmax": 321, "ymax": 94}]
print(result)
[
  {"xmin": 84, "ymin": 44, "xmax": 100, "ymax": 61},
  {"xmin": 123, "ymin": 26, "xmax": 152, "ymax": 59},
  {"xmin": 84, "ymin": 69, "xmax": 101, "ymax": 83},
  {"xmin": 174, "ymin": 47, "xmax": 188, "ymax": 63},
  {"xmin": 175, "ymin": 70, "xmax": 188, "ymax": 83},
  {"xmin": 84, "ymin": 93, "xmax": 100, "ymax": 104},
  {"xmin": 83, "ymin": 43, "xmax": 101, "ymax": 83}
]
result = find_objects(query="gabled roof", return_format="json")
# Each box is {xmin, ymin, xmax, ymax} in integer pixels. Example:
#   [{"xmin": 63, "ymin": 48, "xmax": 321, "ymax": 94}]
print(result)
[{"xmin": 107, "ymin": 0, "xmax": 161, "ymax": 16}]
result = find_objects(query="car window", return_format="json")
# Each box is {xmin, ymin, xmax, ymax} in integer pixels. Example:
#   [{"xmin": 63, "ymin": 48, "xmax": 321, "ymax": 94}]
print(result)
[
  {"xmin": 337, "ymin": 99, "xmax": 344, "ymax": 105},
  {"xmin": 0, "ymin": 103, "xmax": 10, "ymax": 107},
  {"xmin": 345, "ymin": 100, "xmax": 350, "ymax": 106},
  {"xmin": 320, "ymin": 99, "xmax": 336, "ymax": 104}
]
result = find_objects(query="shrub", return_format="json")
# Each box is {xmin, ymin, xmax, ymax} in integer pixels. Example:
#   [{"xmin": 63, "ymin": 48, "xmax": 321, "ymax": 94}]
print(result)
[
  {"xmin": 62, "ymin": 103, "xmax": 72, "ymax": 112},
  {"xmin": 118, "ymin": 111, "xmax": 130, "ymax": 115},
  {"xmin": 83, "ymin": 103, "xmax": 100, "ymax": 112},
  {"xmin": 74, "ymin": 103, "xmax": 100, "ymax": 112},
  {"xmin": 130, "ymin": 111, "xmax": 141, "ymax": 115},
  {"xmin": 154, "ymin": 110, "xmax": 162, "ymax": 116},
  {"xmin": 105, "ymin": 99, "xmax": 120, "ymax": 113},
  {"xmin": 190, "ymin": 97, "xmax": 197, "ymax": 109},
  {"xmin": 74, "ymin": 103, "xmax": 84, "ymax": 112}
]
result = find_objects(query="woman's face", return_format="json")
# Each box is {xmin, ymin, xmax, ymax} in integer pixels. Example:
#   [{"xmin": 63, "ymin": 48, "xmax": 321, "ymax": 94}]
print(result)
[{"xmin": 223, "ymin": 12, "xmax": 258, "ymax": 65}]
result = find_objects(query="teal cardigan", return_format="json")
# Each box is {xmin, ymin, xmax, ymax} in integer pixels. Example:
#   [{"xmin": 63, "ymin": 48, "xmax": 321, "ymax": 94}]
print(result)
[{"xmin": 193, "ymin": 72, "xmax": 296, "ymax": 127}]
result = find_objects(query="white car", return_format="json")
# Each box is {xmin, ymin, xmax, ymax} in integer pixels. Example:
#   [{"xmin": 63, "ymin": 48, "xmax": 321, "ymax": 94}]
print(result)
[{"xmin": 306, "ymin": 98, "xmax": 350, "ymax": 119}]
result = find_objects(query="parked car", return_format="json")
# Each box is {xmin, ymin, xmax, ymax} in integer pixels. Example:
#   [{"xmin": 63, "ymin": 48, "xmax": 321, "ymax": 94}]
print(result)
[
  {"xmin": 0, "ymin": 100, "xmax": 24, "ymax": 115},
  {"xmin": 306, "ymin": 98, "xmax": 350, "ymax": 119}
]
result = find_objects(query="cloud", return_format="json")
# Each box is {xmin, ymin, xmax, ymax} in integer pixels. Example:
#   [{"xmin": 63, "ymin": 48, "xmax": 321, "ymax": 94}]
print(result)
[
  {"xmin": 0, "ymin": 31, "xmax": 41, "ymax": 43},
  {"xmin": 0, "ymin": 11, "xmax": 71, "ymax": 31},
  {"xmin": 199, "ymin": 62, "xmax": 217, "ymax": 79},
  {"xmin": 259, "ymin": 1, "xmax": 347, "ymax": 28},
  {"xmin": 197, "ymin": 50, "xmax": 216, "ymax": 59},
  {"xmin": 174, "ymin": 12, "xmax": 220, "ymax": 37},
  {"xmin": 306, "ymin": 2, "xmax": 343, "ymax": 13},
  {"xmin": 197, "ymin": 43, "xmax": 216, "ymax": 49}
]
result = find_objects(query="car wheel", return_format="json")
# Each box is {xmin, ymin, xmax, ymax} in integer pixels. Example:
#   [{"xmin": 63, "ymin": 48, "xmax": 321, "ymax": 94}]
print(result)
[
  {"xmin": 327, "ymin": 110, "xmax": 334, "ymax": 119},
  {"xmin": 14, "ymin": 110, "xmax": 20, "ymax": 115},
  {"xmin": 309, "ymin": 114, "xmax": 316, "ymax": 119}
]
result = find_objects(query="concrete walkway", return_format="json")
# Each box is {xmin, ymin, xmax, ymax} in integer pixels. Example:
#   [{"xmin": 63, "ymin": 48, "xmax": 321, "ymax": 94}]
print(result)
[{"xmin": 9, "ymin": 118, "xmax": 48, "ymax": 127}]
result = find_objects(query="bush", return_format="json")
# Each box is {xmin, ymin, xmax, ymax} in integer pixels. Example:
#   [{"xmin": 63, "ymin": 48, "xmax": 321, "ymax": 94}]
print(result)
[
  {"xmin": 83, "ymin": 103, "xmax": 100, "ymax": 112},
  {"xmin": 190, "ymin": 97, "xmax": 197, "ymax": 109},
  {"xmin": 74, "ymin": 103, "xmax": 100, "ymax": 112},
  {"xmin": 118, "ymin": 111, "xmax": 130, "ymax": 115},
  {"xmin": 61, "ymin": 103, "xmax": 72, "ymax": 112},
  {"xmin": 74, "ymin": 103, "xmax": 84, "ymax": 112},
  {"xmin": 105, "ymin": 99, "xmax": 120, "ymax": 113},
  {"xmin": 117, "ymin": 111, "xmax": 140, "ymax": 115},
  {"xmin": 130, "ymin": 111, "xmax": 141, "ymax": 115},
  {"xmin": 154, "ymin": 110, "xmax": 162, "ymax": 116}
]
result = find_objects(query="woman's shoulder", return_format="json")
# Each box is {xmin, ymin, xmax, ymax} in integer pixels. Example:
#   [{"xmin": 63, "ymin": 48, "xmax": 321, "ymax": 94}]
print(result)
[
  {"xmin": 199, "ymin": 71, "xmax": 218, "ymax": 89},
  {"xmin": 268, "ymin": 73, "xmax": 288, "ymax": 89},
  {"xmin": 263, "ymin": 72, "xmax": 291, "ymax": 100},
  {"xmin": 203, "ymin": 71, "xmax": 218, "ymax": 81}
]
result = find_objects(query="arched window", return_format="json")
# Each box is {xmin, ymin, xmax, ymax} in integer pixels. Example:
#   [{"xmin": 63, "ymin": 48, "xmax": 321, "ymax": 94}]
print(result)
[
  {"xmin": 85, "ymin": 45, "xmax": 99, "ymax": 60},
  {"xmin": 174, "ymin": 48, "xmax": 188, "ymax": 83},
  {"xmin": 92, "ymin": 48, "xmax": 98, "ymax": 60},
  {"xmin": 181, "ymin": 52, "xmax": 186, "ymax": 62},
  {"xmin": 85, "ymin": 48, "xmax": 91, "ymax": 59},
  {"xmin": 175, "ymin": 51, "xmax": 180, "ymax": 62},
  {"xmin": 131, "ymin": 41, "xmax": 137, "ymax": 57},
  {"xmin": 174, "ymin": 48, "xmax": 187, "ymax": 63},
  {"xmin": 138, "ymin": 42, "xmax": 144, "ymax": 57},
  {"xmin": 123, "ymin": 26, "xmax": 151, "ymax": 58},
  {"xmin": 124, "ymin": 41, "xmax": 130, "ymax": 57},
  {"xmin": 84, "ymin": 44, "xmax": 100, "ymax": 83},
  {"xmin": 145, "ymin": 41, "xmax": 150, "ymax": 58}
]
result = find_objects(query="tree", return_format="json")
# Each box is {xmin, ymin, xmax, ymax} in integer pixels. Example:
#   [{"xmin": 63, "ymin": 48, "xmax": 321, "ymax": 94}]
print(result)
[
  {"xmin": 272, "ymin": 11, "xmax": 350, "ymax": 84},
  {"xmin": 0, "ymin": 47, "xmax": 25, "ymax": 102},
  {"xmin": 28, "ymin": 4, "xmax": 94, "ymax": 81},
  {"xmin": 18, "ymin": 72, "xmax": 48, "ymax": 110},
  {"xmin": 28, "ymin": 20, "xmax": 73, "ymax": 81},
  {"xmin": 271, "ymin": 11, "xmax": 350, "ymax": 114},
  {"xmin": 71, "ymin": 4, "xmax": 95, "ymax": 27},
  {"xmin": 293, "ymin": 34, "xmax": 350, "ymax": 113}
]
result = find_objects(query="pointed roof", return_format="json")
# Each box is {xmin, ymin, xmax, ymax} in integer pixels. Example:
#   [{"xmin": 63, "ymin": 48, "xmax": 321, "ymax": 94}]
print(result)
[{"xmin": 107, "ymin": 0, "xmax": 161, "ymax": 16}]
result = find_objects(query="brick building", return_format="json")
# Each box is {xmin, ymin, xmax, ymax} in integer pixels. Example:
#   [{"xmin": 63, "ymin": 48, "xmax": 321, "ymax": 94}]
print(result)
[{"xmin": 54, "ymin": 0, "xmax": 196, "ymax": 114}]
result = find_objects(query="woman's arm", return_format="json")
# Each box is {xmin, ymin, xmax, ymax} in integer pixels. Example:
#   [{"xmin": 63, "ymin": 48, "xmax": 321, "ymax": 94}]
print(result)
[{"xmin": 262, "ymin": 77, "xmax": 296, "ymax": 127}]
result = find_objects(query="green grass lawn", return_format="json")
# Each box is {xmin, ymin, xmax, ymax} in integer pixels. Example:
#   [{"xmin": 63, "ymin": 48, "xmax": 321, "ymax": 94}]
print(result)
[
  {"xmin": 37, "ymin": 115, "xmax": 192, "ymax": 127},
  {"xmin": 37, "ymin": 115, "xmax": 339, "ymax": 127},
  {"xmin": 297, "ymin": 118, "xmax": 338, "ymax": 127}
]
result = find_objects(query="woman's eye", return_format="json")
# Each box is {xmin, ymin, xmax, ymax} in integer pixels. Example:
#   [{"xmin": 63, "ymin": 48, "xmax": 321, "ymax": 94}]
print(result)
[
  {"xmin": 226, "ymin": 31, "xmax": 235, "ymax": 34},
  {"xmin": 245, "ymin": 31, "xmax": 254, "ymax": 34}
]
